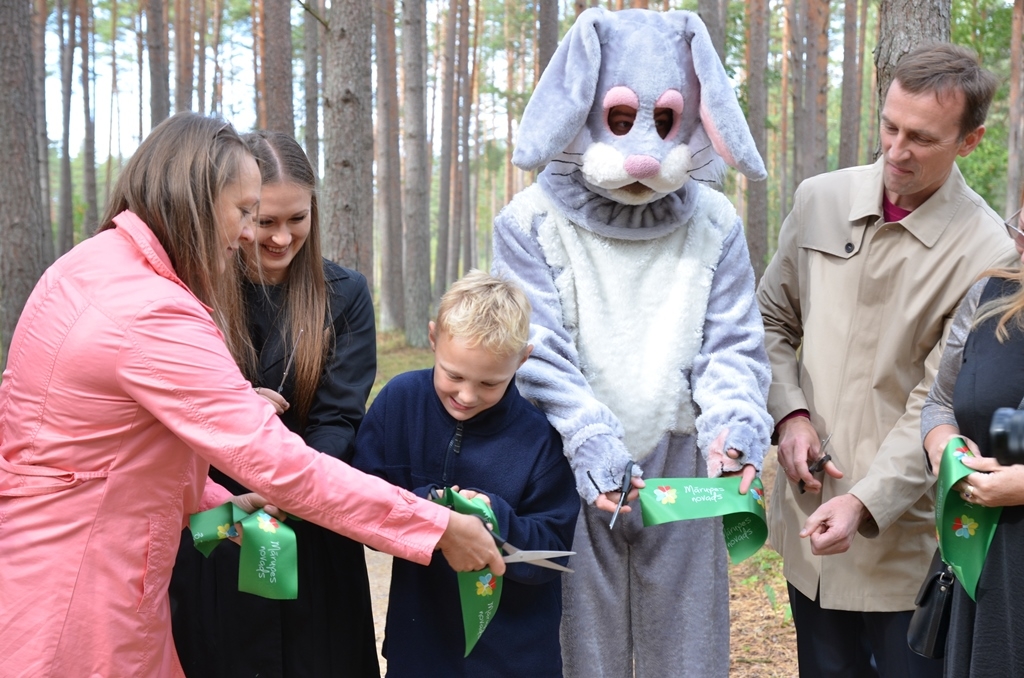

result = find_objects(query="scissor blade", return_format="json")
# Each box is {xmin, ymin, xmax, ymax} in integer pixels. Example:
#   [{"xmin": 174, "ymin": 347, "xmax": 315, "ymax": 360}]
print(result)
[{"xmin": 502, "ymin": 551, "xmax": 575, "ymax": 572}]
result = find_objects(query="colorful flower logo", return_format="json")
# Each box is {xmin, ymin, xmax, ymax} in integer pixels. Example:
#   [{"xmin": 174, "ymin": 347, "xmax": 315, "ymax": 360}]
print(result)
[
  {"xmin": 217, "ymin": 523, "xmax": 238, "ymax": 540},
  {"xmin": 654, "ymin": 485, "xmax": 677, "ymax": 505},
  {"xmin": 953, "ymin": 515, "xmax": 978, "ymax": 539},
  {"xmin": 752, "ymin": 486, "xmax": 765, "ymax": 509},
  {"xmin": 953, "ymin": 444, "xmax": 971, "ymax": 461},
  {"xmin": 257, "ymin": 512, "xmax": 279, "ymax": 533},
  {"xmin": 476, "ymin": 573, "xmax": 497, "ymax": 596}
]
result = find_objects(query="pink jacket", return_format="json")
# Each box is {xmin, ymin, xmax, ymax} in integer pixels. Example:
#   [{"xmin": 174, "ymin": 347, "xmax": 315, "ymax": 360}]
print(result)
[{"xmin": 0, "ymin": 211, "xmax": 449, "ymax": 677}]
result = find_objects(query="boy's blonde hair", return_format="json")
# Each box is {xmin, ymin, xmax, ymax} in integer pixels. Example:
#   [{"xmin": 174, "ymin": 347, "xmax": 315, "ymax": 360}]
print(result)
[{"xmin": 435, "ymin": 270, "xmax": 532, "ymax": 358}]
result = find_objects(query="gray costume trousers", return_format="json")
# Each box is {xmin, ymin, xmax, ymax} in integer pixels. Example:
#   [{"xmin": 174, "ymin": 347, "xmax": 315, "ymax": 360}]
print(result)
[{"xmin": 560, "ymin": 435, "xmax": 731, "ymax": 677}]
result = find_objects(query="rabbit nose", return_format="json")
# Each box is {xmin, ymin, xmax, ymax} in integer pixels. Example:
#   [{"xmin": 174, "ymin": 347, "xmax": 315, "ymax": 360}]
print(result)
[{"xmin": 624, "ymin": 155, "xmax": 660, "ymax": 179}]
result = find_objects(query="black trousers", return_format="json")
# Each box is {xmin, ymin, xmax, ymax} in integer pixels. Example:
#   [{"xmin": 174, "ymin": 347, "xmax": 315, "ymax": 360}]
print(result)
[{"xmin": 788, "ymin": 582, "xmax": 943, "ymax": 678}]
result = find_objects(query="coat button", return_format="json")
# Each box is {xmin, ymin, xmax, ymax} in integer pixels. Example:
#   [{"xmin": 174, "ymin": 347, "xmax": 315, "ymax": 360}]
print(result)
[{"xmin": 845, "ymin": 243, "xmax": 854, "ymax": 253}]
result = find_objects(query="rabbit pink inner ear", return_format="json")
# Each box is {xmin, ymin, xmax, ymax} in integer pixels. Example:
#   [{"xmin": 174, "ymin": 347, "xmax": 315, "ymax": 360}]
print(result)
[
  {"xmin": 699, "ymin": 99, "xmax": 737, "ymax": 168},
  {"xmin": 603, "ymin": 86, "xmax": 640, "ymax": 110}
]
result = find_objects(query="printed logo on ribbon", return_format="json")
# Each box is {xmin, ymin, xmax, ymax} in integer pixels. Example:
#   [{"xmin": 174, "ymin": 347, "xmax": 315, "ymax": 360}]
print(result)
[
  {"xmin": 257, "ymin": 512, "xmax": 280, "ymax": 533},
  {"xmin": 654, "ymin": 485, "xmax": 677, "ymax": 505},
  {"xmin": 953, "ymin": 515, "xmax": 978, "ymax": 539},
  {"xmin": 476, "ymin": 573, "xmax": 497, "ymax": 597}
]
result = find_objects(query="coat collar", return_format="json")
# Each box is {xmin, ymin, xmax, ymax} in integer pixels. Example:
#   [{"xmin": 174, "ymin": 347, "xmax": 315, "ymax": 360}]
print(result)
[
  {"xmin": 848, "ymin": 156, "xmax": 971, "ymax": 249},
  {"xmin": 112, "ymin": 210, "xmax": 215, "ymax": 313}
]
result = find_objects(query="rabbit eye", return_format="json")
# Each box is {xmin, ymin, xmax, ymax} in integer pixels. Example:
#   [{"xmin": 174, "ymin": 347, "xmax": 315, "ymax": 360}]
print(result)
[
  {"xmin": 654, "ymin": 108, "xmax": 675, "ymax": 139},
  {"xmin": 608, "ymin": 106, "xmax": 637, "ymax": 136}
]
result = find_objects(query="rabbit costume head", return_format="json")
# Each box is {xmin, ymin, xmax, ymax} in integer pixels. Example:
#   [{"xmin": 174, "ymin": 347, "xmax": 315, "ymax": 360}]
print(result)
[{"xmin": 513, "ymin": 8, "xmax": 766, "ymax": 206}]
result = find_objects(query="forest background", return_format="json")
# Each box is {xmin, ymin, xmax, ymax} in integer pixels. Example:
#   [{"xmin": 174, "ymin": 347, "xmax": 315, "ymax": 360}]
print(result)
[{"xmin": 1, "ymin": 0, "xmax": 1023, "ymax": 368}]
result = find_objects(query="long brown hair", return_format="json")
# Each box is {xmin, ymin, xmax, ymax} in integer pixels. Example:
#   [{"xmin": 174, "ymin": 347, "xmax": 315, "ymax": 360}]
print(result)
[
  {"xmin": 98, "ymin": 112, "xmax": 253, "ymax": 363},
  {"xmin": 239, "ymin": 130, "xmax": 331, "ymax": 425},
  {"xmin": 975, "ymin": 183, "xmax": 1024, "ymax": 341}
]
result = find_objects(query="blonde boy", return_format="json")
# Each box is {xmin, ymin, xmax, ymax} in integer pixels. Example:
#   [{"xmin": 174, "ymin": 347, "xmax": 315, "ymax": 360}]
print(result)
[{"xmin": 351, "ymin": 271, "xmax": 578, "ymax": 677}]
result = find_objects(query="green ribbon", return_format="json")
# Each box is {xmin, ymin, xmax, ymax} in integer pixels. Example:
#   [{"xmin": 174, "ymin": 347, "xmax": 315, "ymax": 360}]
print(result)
[
  {"xmin": 189, "ymin": 502, "xmax": 299, "ymax": 600},
  {"xmin": 936, "ymin": 437, "xmax": 1001, "ymax": 600},
  {"xmin": 638, "ymin": 477, "xmax": 768, "ymax": 563},
  {"xmin": 430, "ymin": 488, "xmax": 503, "ymax": 657}
]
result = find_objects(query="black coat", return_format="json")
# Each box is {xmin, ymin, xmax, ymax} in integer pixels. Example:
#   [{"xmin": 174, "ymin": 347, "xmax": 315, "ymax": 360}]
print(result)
[{"xmin": 170, "ymin": 260, "xmax": 379, "ymax": 678}]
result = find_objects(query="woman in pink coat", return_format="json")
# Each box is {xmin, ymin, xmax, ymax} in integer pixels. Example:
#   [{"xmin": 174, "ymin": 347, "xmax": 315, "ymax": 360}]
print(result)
[{"xmin": 0, "ymin": 112, "xmax": 503, "ymax": 678}]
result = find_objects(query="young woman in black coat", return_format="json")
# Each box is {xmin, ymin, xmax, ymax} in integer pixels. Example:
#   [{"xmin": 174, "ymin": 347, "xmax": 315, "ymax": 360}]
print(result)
[{"xmin": 170, "ymin": 130, "xmax": 380, "ymax": 677}]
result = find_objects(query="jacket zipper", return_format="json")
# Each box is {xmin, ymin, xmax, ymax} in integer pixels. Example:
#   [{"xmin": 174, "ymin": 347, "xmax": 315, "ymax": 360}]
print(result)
[{"xmin": 442, "ymin": 422, "xmax": 464, "ymax": 484}]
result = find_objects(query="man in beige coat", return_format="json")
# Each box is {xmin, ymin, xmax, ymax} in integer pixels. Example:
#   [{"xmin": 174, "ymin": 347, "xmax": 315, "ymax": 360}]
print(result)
[{"xmin": 757, "ymin": 44, "xmax": 1016, "ymax": 677}]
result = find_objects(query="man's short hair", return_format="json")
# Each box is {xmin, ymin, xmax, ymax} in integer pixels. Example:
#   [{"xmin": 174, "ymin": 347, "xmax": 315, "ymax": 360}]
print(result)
[
  {"xmin": 892, "ymin": 43, "xmax": 999, "ymax": 139},
  {"xmin": 435, "ymin": 270, "xmax": 532, "ymax": 359}
]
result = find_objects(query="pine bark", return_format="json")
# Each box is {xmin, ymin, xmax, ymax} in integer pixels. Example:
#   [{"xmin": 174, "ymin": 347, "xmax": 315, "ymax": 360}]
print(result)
[
  {"xmin": 174, "ymin": 0, "xmax": 193, "ymax": 112},
  {"xmin": 876, "ymin": 0, "xmax": 950, "ymax": 130},
  {"xmin": 210, "ymin": 0, "xmax": 224, "ymax": 115},
  {"xmin": 303, "ymin": 0, "xmax": 321, "ymax": 170},
  {"xmin": 434, "ymin": 1, "xmax": 458, "ymax": 299},
  {"xmin": 537, "ymin": 0, "xmax": 557, "ymax": 77},
  {"xmin": 745, "ymin": 0, "xmax": 768, "ymax": 279},
  {"xmin": 58, "ymin": 0, "xmax": 77, "ymax": 255},
  {"xmin": 80, "ymin": 0, "xmax": 99, "ymax": 234},
  {"xmin": 697, "ymin": 0, "xmax": 726, "ymax": 63},
  {"xmin": 322, "ymin": 0, "xmax": 374, "ymax": 282},
  {"xmin": 197, "ymin": 0, "xmax": 207, "ymax": 114},
  {"xmin": 252, "ymin": 0, "xmax": 266, "ymax": 127},
  {"xmin": 1006, "ymin": 0, "xmax": 1024, "ymax": 214},
  {"xmin": 838, "ymin": 0, "xmax": 861, "ymax": 169},
  {"xmin": 0, "ymin": 0, "xmax": 52, "ymax": 368},
  {"xmin": 264, "ymin": 0, "xmax": 294, "ymax": 136},
  {"xmin": 147, "ymin": 0, "xmax": 171, "ymax": 125},
  {"xmin": 805, "ymin": 0, "xmax": 829, "ymax": 178},
  {"xmin": 374, "ymin": 0, "xmax": 405, "ymax": 330},
  {"xmin": 401, "ymin": 0, "xmax": 431, "ymax": 348},
  {"xmin": 32, "ymin": 0, "xmax": 52, "ymax": 254}
]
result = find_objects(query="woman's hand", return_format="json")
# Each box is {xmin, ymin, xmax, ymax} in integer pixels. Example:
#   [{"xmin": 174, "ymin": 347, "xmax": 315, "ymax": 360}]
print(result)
[
  {"xmin": 955, "ymin": 456, "xmax": 1024, "ymax": 508},
  {"xmin": 435, "ymin": 511, "xmax": 506, "ymax": 575},
  {"xmin": 226, "ymin": 493, "xmax": 287, "ymax": 545},
  {"xmin": 924, "ymin": 425, "xmax": 978, "ymax": 476},
  {"xmin": 253, "ymin": 386, "xmax": 290, "ymax": 415}
]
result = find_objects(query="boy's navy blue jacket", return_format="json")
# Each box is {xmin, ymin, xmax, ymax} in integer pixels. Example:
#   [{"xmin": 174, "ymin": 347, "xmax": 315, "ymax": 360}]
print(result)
[{"xmin": 350, "ymin": 368, "xmax": 578, "ymax": 678}]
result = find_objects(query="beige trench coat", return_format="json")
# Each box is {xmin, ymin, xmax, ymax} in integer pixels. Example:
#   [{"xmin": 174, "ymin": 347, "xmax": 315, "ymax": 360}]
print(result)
[{"xmin": 757, "ymin": 158, "xmax": 1017, "ymax": 611}]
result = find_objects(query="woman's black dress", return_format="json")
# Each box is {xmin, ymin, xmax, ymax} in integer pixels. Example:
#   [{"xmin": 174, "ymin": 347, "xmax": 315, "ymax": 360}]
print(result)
[
  {"xmin": 945, "ymin": 277, "xmax": 1024, "ymax": 677},
  {"xmin": 169, "ymin": 260, "xmax": 379, "ymax": 677}
]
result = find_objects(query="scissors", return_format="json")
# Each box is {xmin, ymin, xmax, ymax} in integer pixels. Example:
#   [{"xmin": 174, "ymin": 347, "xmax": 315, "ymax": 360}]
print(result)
[
  {"xmin": 609, "ymin": 460, "xmax": 635, "ymax": 530},
  {"xmin": 798, "ymin": 432, "xmax": 833, "ymax": 494},
  {"xmin": 475, "ymin": 516, "xmax": 575, "ymax": 572}
]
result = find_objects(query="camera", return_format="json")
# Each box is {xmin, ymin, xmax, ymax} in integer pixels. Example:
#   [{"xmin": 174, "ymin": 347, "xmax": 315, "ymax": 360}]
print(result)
[{"xmin": 989, "ymin": 408, "xmax": 1024, "ymax": 465}]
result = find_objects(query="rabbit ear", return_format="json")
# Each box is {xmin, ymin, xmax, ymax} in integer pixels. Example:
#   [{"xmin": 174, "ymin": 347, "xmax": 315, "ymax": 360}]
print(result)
[
  {"xmin": 512, "ymin": 8, "xmax": 606, "ymax": 171},
  {"xmin": 676, "ymin": 12, "xmax": 767, "ymax": 181}
]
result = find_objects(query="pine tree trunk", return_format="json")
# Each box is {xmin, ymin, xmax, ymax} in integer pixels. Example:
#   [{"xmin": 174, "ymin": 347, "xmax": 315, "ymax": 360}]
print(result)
[
  {"xmin": 174, "ymin": 0, "xmax": 193, "ymax": 112},
  {"xmin": 876, "ymin": 0, "xmax": 950, "ymax": 126},
  {"xmin": 447, "ymin": 0, "xmax": 470, "ymax": 286},
  {"xmin": 538, "ymin": 0, "xmax": 557, "ymax": 77},
  {"xmin": 808, "ymin": 0, "xmax": 828, "ymax": 177},
  {"xmin": 0, "ymin": 0, "xmax": 52, "ymax": 367},
  {"xmin": 789, "ymin": 0, "xmax": 807, "ymax": 185},
  {"xmin": 778, "ymin": 0, "xmax": 791, "ymax": 225},
  {"xmin": 252, "ymin": 0, "xmax": 266, "ymax": 128},
  {"xmin": 856, "ymin": 0, "xmax": 868, "ymax": 164},
  {"xmin": 264, "ymin": 0, "xmax": 294, "ymax": 135},
  {"xmin": 1006, "ymin": 0, "xmax": 1024, "ymax": 214},
  {"xmin": 401, "ymin": 0, "xmax": 431, "ymax": 348},
  {"xmin": 745, "ymin": 0, "xmax": 768, "ymax": 279},
  {"xmin": 434, "ymin": 1, "xmax": 457, "ymax": 299},
  {"xmin": 838, "ymin": 0, "xmax": 861, "ymax": 169},
  {"xmin": 374, "ymin": 0, "xmax": 404, "ymax": 331},
  {"xmin": 58, "ymin": 0, "xmax": 77, "ymax": 255},
  {"xmin": 33, "ymin": 0, "xmax": 53, "ymax": 259},
  {"xmin": 210, "ymin": 0, "xmax": 223, "ymax": 115},
  {"xmin": 322, "ymin": 0, "xmax": 374, "ymax": 282},
  {"xmin": 697, "ymin": 0, "xmax": 726, "ymax": 63},
  {"xmin": 197, "ymin": 0, "xmax": 207, "ymax": 115},
  {"xmin": 105, "ymin": 0, "xmax": 119, "ymax": 205},
  {"xmin": 147, "ymin": 0, "xmax": 171, "ymax": 125},
  {"xmin": 303, "ymin": 0, "xmax": 321, "ymax": 170},
  {"xmin": 137, "ymin": 5, "xmax": 144, "ymax": 140},
  {"xmin": 80, "ymin": 0, "xmax": 99, "ymax": 235}
]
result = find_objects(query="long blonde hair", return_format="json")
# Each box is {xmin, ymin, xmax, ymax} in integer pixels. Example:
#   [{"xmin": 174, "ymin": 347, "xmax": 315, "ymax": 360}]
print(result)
[
  {"xmin": 975, "ymin": 184, "xmax": 1024, "ymax": 341},
  {"xmin": 98, "ymin": 112, "xmax": 253, "ymax": 363},
  {"xmin": 239, "ymin": 130, "xmax": 331, "ymax": 425}
]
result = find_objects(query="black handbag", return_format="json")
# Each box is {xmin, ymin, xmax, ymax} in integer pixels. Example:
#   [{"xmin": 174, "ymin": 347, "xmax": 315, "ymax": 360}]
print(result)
[{"xmin": 907, "ymin": 548, "xmax": 955, "ymax": 659}]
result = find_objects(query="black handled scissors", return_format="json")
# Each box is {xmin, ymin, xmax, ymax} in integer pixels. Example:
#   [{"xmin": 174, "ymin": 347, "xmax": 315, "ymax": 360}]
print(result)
[
  {"xmin": 798, "ymin": 433, "xmax": 833, "ymax": 494},
  {"xmin": 609, "ymin": 460, "xmax": 635, "ymax": 530}
]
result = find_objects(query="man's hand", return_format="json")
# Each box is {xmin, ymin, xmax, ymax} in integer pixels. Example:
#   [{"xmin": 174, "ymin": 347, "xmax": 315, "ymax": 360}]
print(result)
[
  {"xmin": 799, "ymin": 493, "xmax": 870, "ymax": 555},
  {"xmin": 436, "ymin": 511, "xmax": 506, "ymax": 575},
  {"xmin": 594, "ymin": 476, "xmax": 645, "ymax": 513},
  {"xmin": 776, "ymin": 416, "xmax": 842, "ymax": 493}
]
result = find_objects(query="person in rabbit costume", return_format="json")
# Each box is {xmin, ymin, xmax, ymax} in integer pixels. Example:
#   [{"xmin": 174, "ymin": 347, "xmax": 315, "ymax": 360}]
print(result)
[{"xmin": 491, "ymin": 8, "xmax": 773, "ymax": 677}]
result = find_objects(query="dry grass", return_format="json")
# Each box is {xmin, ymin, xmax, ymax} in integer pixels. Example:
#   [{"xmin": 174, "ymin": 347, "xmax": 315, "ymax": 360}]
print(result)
[{"xmin": 365, "ymin": 333, "xmax": 798, "ymax": 675}]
